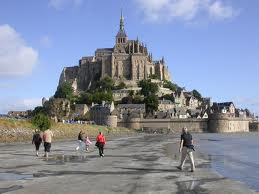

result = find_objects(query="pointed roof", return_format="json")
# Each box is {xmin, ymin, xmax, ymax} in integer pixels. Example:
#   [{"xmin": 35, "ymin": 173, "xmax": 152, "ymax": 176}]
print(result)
[{"xmin": 116, "ymin": 10, "xmax": 127, "ymax": 38}]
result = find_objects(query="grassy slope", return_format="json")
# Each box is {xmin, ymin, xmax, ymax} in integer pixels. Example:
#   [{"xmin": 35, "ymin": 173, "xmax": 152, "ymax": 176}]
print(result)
[{"xmin": 0, "ymin": 118, "xmax": 133, "ymax": 143}]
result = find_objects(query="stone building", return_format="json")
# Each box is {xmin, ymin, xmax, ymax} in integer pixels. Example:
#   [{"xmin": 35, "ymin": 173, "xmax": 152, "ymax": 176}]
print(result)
[
  {"xmin": 74, "ymin": 104, "xmax": 89, "ymax": 116},
  {"xmin": 112, "ymin": 87, "xmax": 142, "ymax": 101},
  {"xmin": 211, "ymin": 102, "xmax": 236, "ymax": 117},
  {"xmin": 8, "ymin": 111, "xmax": 29, "ymax": 118},
  {"xmin": 158, "ymin": 99, "xmax": 175, "ymax": 112},
  {"xmin": 58, "ymin": 12, "xmax": 171, "ymax": 92},
  {"xmin": 174, "ymin": 89, "xmax": 186, "ymax": 107},
  {"xmin": 116, "ymin": 104, "xmax": 145, "ymax": 119},
  {"xmin": 89, "ymin": 102, "xmax": 112, "ymax": 125}
]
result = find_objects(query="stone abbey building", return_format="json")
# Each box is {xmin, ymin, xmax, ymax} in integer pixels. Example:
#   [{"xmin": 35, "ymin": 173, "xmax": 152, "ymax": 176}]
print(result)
[{"xmin": 59, "ymin": 12, "xmax": 171, "ymax": 92}]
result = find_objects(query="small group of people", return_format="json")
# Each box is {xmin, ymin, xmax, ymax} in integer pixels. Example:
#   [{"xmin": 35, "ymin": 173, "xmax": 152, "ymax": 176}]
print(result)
[
  {"xmin": 32, "ymin": 128, "xmax": 53, "ymax": 157},
  {"xmin": 76, "ymin": 129, "xmax": 92, "ymax": 151},
  {"xmin": 76, "ymin": 130, "xmax": 106, "ymax": 157},
  {"xmin": 32, "ymin": 126, "xmax": 194, "ymax": 172},
  {"xmin": 32, "ymin": 128, "xmax": 106, "ymax": 158}
]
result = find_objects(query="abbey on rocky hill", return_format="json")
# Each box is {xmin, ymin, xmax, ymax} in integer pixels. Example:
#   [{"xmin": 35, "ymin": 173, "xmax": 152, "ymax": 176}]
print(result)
[{"xmin": 58, "ymin": 11, "xmax": 171, "ymax": 92}]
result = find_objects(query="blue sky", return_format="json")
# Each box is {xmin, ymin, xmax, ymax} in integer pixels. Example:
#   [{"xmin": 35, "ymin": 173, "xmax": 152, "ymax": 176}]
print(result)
[{"xmin": 0, "ymin": 0, "xmax": 258, "ymax": 115}]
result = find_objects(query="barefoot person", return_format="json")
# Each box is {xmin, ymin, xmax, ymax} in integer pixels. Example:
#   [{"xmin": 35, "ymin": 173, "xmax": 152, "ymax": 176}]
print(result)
[
  {"xmin": 177, "ymin": 127, "xmax": 195, "ymax": 172},
  {"xmin": 43, "ymin": 129, "xmax": 53, "ymax": 158},
  {"xmin": 96, "ymin": 132, "xmax": 106, "ymax": 157},
  {"xmin": 32, "ymin": 129, "xmax": 42, "ymax": 157}
]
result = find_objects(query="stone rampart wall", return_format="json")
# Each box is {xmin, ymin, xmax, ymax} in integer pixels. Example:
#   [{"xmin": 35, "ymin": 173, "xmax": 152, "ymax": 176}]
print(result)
[
  {"xmin": 118, "ymin": 118, "xmax": 208, "ymax": 132},
  {"xmin": 117, "ymin": 113, "xmax": 252, "ymax": 133},
  {"xmin": 249, "ymin": 121, "xmax": 259, "ymax": 131},
  {"xmin": 208, "ymin": 113, "xmax": 250, "ymax": 133}
]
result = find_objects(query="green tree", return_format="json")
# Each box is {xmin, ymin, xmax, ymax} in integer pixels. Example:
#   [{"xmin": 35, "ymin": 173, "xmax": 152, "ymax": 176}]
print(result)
[
  {"xmin": 163, "ymin": 80, "xmax": 178, "ymax": 92},
  {"xmin": 77, "ymin": 92, "xmax": 93, "ymax": 105},
  {"xmin": 132, "ymin": 95, "xmax": 144, "ymax": 104},
  {"xmin": 121, "ymin": 96, "xmax": 133, "ymax": 104},
  {"xmin": 144, "ymin": 95, "xmax": 159, "ymax": 114},
  {"xmin": 92, "ymin": 91, "xmax": 113, "ymax": 104},
  {"xmin": 96, "ymin": 76, "xmax": 115, "ymax": 91},
  {"xmin": 138, "ymin": 79, "xmax": 159, "ymax": 97},
  {"xmin": 54, "ymin": 82, "xmax": 74, "ymax": 100},
  {"xmin": 129, "ymin": 90, "xmax": 134, "ymax": 97},
  {"xmin": 161, "ymin": 94, "xmax": 175, "ymax": 103},
  {"xmin": 192, "ymin": 89, "xmax": 202, "ymax": 101},
  {"xmin": 30, "ymin": 106, "xmax": 48, "ymax": 117},
  {"xmin": 115, "ymin": 81, "xmax": 126, "ymax": 90},
  {"xmin": 31, "ymin": 113, "xmax": 51, "ymax": 131}
]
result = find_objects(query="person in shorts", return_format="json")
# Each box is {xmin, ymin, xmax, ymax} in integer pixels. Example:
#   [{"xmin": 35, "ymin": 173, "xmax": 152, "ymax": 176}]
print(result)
[{"xmin": 43, "ymin": 129, "xmax": 53, "ymax": 158}]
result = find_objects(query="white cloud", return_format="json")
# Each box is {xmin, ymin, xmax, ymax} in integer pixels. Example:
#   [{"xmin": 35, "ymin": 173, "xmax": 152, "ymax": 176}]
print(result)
[
  {"xmin": 40, "ymin": 35, "xmax": 52, "ymax": 48},
  {"xmin": 0, "ymin": 98, "xmax": 42, "ymax": 114},
  {"xmin": 49, "ymin": 0, "xmax": 83, "ymax": 10},
  {"xmin": 135, "ymin": 0, "xmax": 238, "ymax": 22},
  {"xmin": 0, "ymin": 24, "xmax": 39, "ymax": 76},
  {"xmin": 208, "ymin": 1, "xmax": 238, "ymax": 20}
]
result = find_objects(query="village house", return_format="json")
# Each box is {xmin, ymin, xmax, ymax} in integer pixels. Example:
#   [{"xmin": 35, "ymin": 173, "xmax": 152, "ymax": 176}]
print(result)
[
  {"xmin": 158, "ymin": 99, "xmax": 175, "ymax": 112},
  {"xmin": 173, "ymin": 89, "xmax": 186, "ymax": 107},
  {"xmin": 184, "ymin": 92, "xmax": 199, "ymax": 109},
  {"xmin": 211, "ymin": 102, "xmax": 236, "ymax": 117},
  {"xmin": 8, "ymin": 111, "xmax": 29, "ymax": 118}
]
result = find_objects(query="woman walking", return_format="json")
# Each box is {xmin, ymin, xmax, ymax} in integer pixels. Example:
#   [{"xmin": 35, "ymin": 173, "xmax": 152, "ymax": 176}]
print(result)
[
  {"xmin": 32, "ymin": 129, "xmax": 42, "ymax": 157},
  {"xmin": 96, "ymin": 132, "xmax": 106, "ymax": 157},
  {"xmin": 76, "ymin": 129, "xmax": 85, "ymax": 151}
]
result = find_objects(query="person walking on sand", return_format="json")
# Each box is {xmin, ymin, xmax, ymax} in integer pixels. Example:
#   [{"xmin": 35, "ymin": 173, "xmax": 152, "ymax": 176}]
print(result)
[
  {"xmin": 96, "ymin": 132, "xmax": 106, "ymax": 157},
  {"xmin": 177, "ymin": 127, "xmax": 195, "ymax": 172},
  {"xmin": 32, "ymin": 129, "xmax": 42, "ymax": 157},
  {"xmin": 76, "ymin": 129, "xmax": 85, "ymax": 151},
  {"xmin": 43, "ymin": 128, "xmax": 53, "ymax": 158},
  {"xmin": 84, "ymin": 135, "xmax": 92, "ymax": 151}
]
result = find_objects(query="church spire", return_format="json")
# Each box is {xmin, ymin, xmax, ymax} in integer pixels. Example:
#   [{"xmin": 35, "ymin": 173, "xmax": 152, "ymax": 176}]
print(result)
[
  {"xmin": 120, "ymin": 9, "xmax": 124, "ymax": 31},
  {"xmin": 116, "ymin": 10, "xmax": 127, "ymax": 44}
]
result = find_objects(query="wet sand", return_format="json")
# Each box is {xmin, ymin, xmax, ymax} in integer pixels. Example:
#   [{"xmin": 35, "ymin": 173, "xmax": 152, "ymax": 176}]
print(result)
[{"xmin": 0, "ymin": 134, "xmax": 258, "ymax": 194}]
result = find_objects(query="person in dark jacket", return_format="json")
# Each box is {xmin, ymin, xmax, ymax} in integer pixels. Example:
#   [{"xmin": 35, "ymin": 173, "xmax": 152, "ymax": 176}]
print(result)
[
  {"xmin": 32, "ymin": 130, "xmax": 42, "ymax": 157},
  {"xmin": 76, "ymin": 129, "xmax": 85, "ymax": 151},
  {"xmin": 177, "ymin": 127, "xmax": 195, "ymax": 172},
  {"xmin": 96, "ymin": 132, "xmax": 106, "ymax": 157}
]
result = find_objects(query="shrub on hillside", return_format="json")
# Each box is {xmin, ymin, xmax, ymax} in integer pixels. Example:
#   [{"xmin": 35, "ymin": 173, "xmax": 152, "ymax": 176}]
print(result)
[{"xmin": 31, "ymin": 113, "xmax": 51, "ymax": 131}]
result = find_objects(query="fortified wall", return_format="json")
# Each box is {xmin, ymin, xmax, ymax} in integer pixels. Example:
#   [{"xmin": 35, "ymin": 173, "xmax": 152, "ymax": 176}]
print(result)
[
  {"xmin": 117, "ymin": 118, "xmax": 208, "ymax": 133},
  {"xmin": 109, "ymin": 113, "xmax": 252, "ymax": 133},
  {"xmin": 249, "ymin": 121, "xmax": 259, "ymax": 131},
  {"xmin": 208, "ymin": 113, "xmax": 251, "ymax": 132}
]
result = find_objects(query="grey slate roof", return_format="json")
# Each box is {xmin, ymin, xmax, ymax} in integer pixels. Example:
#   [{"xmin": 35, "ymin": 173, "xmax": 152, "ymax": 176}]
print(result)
[
  {"xmin": 96, "ymin": 48, "xmax": 114, "ymax": 52},
  {"xmin": 116, "ymin": 30, "xmax": 127, "ymax": 37},
  {"xmin": 158, "ymin": 100, "xmax": 173, "ymax": 104}
]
